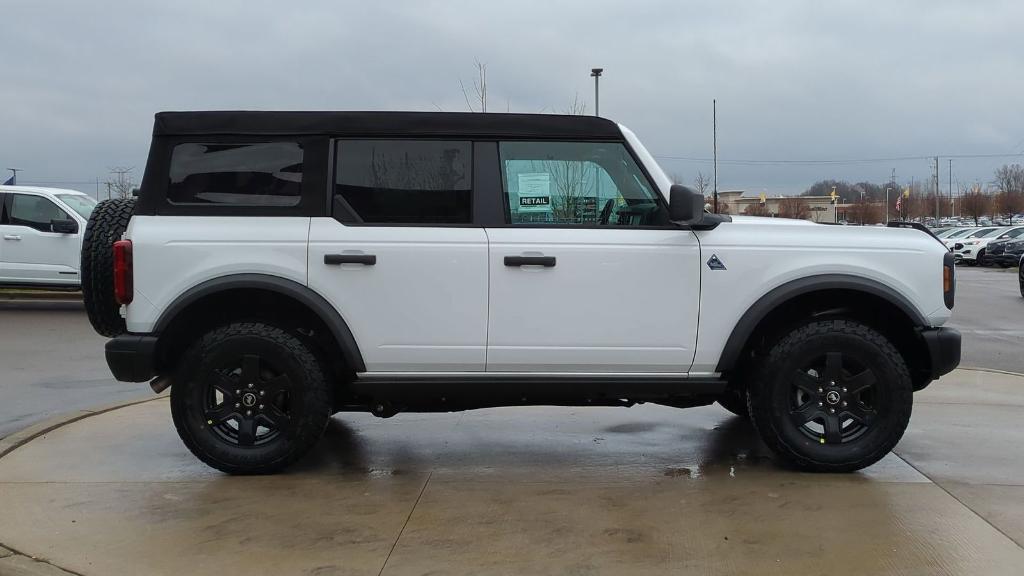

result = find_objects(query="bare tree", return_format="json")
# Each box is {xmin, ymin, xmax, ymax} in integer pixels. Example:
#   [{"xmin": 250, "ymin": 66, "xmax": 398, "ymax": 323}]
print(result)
[
  {"xmin": 460, "ymin": 60, "xmax": 488, "ymax": 113},
  {"xmin": 693, "ymin": 172, "xmax": 710, "ymax": 197},
  {"xmin": 993, "ymin": 164, "xmax": 1024, "ymax": 223},
  {"xmin": 743, "ymin": 203, "xmax": 770, "ymax": 217},
  {"xmin": 106, "ymin": 167, "xmax": 134, "ymax": 199},
  {"xmin": 961, "ymin": 185, "xmax": 991, "ymax": 226},
  {"xmin": 778, "ymin": 197, "xmax": 810, "ymax": 220}
]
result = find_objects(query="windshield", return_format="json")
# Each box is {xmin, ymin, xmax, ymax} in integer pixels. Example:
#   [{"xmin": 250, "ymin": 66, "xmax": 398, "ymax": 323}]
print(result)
[
  {"xmin": 945, "ymin": 228, "xmax": 974, "ymax": 239},
  {"xmin": 967, "ymin": 228, "xmax": 1000, "ymax": 238},
  {"xmin": 936, "ymin": 228, "xmax": 966, "ymax": 238},
  {"xmin": 56, "ymin": 194, "xmax": 97, "ymax": 219}
]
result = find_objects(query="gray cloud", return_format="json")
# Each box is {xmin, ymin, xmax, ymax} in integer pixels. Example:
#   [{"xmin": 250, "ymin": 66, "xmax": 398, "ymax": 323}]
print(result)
[{"xmin": 2, "ymin": 0, "xmax": 1022, "ymax": 195}]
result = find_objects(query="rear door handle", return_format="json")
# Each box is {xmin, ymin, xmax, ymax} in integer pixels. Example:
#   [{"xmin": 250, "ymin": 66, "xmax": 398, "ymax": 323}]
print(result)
[
  {"xmin": 3, "ymin": 235, "xmax": 21, "ymax": 241},
  {"xmin": 324, "ymin": 253, "xmax": 376, "ymax": 266},
  {"xmin": 504, "ymin": 255, "xmax": 556, "ymax": 267}
]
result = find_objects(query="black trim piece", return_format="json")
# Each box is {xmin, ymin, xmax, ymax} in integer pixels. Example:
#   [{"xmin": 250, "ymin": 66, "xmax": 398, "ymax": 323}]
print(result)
[
  {"xmin": 943, "ymin": 251, "xmax": 955, "ymax": 309},
  {"xmin": 919, "ymin": 327, "xmax": 961, "ymax": 379},
  {"xmin": 324, "ymin": 254, "xmax": 376, "ymax": 265},
  {"xmin": 473, "ymin": 141, "xmax": 504, "ymax": 227},
  {"xmin": 105, "ymin": 334, "xmax": 159, "ymax": 382},
  {"xmin": 715, "ymin": 274, "xmax": 929, "ymax": 373},
  {"xmin": 153, "ymin": 111, "xmax": 624, "ymax": 140},
  {"xmin": 348, "ymin": 374, "xmax": 726, "ymax": 408},
  {"xmin": 504, "ymin": 255, "xmax": 556, "ymax": 267},
  {"xmin": 0, "ymin": 192, "xmax": 8, "ymax": 224},
  {"xmin": 154, "ymin": 274, "xmax": 366, "ymax": 372}
]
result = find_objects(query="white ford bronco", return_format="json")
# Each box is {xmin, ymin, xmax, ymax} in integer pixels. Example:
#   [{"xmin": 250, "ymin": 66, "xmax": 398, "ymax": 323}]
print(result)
[{"xmin": 82, "ymin": 111, "xmax": 960, "ymax": 474}]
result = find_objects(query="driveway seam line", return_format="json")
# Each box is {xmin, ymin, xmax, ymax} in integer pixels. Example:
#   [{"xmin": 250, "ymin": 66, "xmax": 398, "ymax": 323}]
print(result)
[
  {"xmin": 0, "ymin": 396, "xmax": 164, "ymax": 460},
  {"xmin": 891, "ymin": 450, "xmax": 1024, "ymax": 550},
  {"xmin": 0, "ymin": 541, "xmax": 84, "ymax": 576},
  {"xmin": 377, "ymin": 471, "xmax": 432, "ymax": 576}
]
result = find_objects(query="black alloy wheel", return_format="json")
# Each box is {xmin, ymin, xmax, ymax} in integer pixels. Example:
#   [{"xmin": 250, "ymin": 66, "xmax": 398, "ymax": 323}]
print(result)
[
  {"xmin": 748, "ymin": 319, "xmax": 912, "ymax": 472},
  {"xmin": 790, "ymin": 352, "xmax": 877, "ymax": 445},
  {"xmin": 171, "ymin": 322, "xmax": 332, "ymax": 474}
]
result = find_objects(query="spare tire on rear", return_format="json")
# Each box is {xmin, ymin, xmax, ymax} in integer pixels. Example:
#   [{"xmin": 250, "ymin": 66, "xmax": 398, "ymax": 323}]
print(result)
[{"xmin": 81, "ymin": 197, "xmax": 136, "ymax": 337}]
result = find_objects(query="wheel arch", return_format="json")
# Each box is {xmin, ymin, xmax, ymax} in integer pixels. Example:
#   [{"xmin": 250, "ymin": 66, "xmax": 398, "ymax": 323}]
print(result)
[
  {"xmin": 715, "ymin": 274, "xmax": 932, "ymax": 389},
  {"xmin": 152, "ymin": 273, "xmax": 366, "ymax": 374}
]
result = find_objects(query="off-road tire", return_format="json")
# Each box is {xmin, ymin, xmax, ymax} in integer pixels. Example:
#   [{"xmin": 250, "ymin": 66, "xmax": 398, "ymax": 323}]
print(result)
[
  {"xmin": 171, "ymin": 322, "xmax": 332, "ymax": 474},
  {"xmin": 81, "ymin": 197, "xmax": 136, "ymax": 337},
  {"xmin": 716, "ymin": 389, "xmax": 750, "ymax": 418},
  {"xmin": 747, "ymin": 319, "xmax": 912, "ymax": 472},
  {"xmin": 1018, "ymin": 258, "xmax": 1024, "ymax": 298}
]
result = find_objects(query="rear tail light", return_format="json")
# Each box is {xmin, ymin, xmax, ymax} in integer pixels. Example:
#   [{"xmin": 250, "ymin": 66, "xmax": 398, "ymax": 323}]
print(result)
[
  {"xmin": 942, "ymin": 251, "xmax": 955, "ymax": 310},
  {"xmin": 113, "ymin": 240, "xmax": 133, "ymax": 305}
]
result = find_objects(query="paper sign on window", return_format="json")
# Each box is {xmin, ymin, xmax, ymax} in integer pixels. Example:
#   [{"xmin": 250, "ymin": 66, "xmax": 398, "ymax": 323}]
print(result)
[{"xmin": 517, "ymin": 173, "xmax": 551, "ymax": 212}]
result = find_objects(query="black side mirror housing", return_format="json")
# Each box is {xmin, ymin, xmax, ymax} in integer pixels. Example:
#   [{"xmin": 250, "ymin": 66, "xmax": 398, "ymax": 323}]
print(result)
[
  {"xmin": 669, "ymin": 184, "xmax": 705, "ymax": 225},
  {"xmin": 50, "ymin": 219, "xmax": 78, "ymax": 234}
]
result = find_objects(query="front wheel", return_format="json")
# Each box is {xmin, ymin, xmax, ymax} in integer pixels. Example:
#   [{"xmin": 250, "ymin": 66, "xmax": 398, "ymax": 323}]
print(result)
[
  {"xmin": 170, "ymin": 322, "xmax": 332, "ymax": 474},
  {"xmin": 748, "ymin": 320, "xmax": 912, "ymax": 472}
]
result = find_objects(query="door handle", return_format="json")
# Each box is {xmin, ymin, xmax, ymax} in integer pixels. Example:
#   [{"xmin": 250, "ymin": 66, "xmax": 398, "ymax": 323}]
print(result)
[
  {"xmin": 324, "ymin": 253, "xmax": 376, "ymax": 266},
  {"xmin": 3, "ymin": 235, "xmax": 21, "ymax": 241},
  {"xmin": 504, "ymin": 255, "xmax": 556, "ymax": 267}
]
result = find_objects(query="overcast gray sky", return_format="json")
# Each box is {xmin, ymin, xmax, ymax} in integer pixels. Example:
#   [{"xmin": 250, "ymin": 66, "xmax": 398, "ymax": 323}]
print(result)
[{"xmin": 2, "ymin": 0, "xmax": 1022, "ymax": 196}]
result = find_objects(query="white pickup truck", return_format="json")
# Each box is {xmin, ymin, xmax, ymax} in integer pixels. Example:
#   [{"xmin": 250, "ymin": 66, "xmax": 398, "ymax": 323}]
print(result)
[
  {"xmin": 80, "ymin": 111, "xmax": 961, "ymax": 475},
  {"xmin": 0, "ymin": 185, "xmax": 96, "ymax": 288}
]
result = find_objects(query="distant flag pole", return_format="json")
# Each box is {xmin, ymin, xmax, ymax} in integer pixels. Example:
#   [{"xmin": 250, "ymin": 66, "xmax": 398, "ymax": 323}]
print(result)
[{"xmin": 4, "ymin": 168, "xmax": 19, "ymax": 186}]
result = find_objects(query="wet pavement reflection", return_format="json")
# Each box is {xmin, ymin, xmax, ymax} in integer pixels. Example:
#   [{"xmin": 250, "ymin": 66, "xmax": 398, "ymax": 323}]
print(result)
[{"xmin": 1, "ymin": 369, "xmax": 1022, "ymax": 575}]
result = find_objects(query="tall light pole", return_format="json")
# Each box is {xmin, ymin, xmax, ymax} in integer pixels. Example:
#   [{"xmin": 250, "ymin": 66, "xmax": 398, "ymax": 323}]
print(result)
[
  {"xmin": 590, "ymin": 68, "xmax": 603, "ymax": 116},
  {"xmin": 713, "ymin": 99, "xmax": 718, "ymax": 213}
]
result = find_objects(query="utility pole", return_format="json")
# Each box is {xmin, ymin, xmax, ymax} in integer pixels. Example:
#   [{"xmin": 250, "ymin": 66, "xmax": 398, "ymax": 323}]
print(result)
[
  {"xmin": 5, "ymin": 168, "xmax": 20, "ymax": 185},
  {"xmin": 713, "ymin": 99, "xmax": 718, "ymax": 213},
  {"xmin": 948, "ymin": 159, "xmax": 952, "ymax": 219},
  {"xmin": 934, "ymin": 156, "xmax": 940, "ymax": 223},
  {"xmin": 590, "ymin": 68, "xmax": 603, "ymax": 117},
  {"xmin": 887, "ymin": 168, "xmax": 895, "ymax": 223}
]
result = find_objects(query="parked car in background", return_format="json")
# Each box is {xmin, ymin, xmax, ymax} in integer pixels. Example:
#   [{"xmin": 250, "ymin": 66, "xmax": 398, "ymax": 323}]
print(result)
[
  {"xmin": 1000, "ymin": 238, "xmax": 1024, "ymax": 268},
  {"xmin": 943, "ymin": 227, "xmax": 981, "ymax": 250},
  {"xmin": 980, "ymin": 227, "xmax": 1024, "ymax": 266},
  {"xmin": 0, "ymin": 186, "xmax": 96, "ymax": 288},
  {"xmin": 953, "ymin": 227, "xmax": 1005, "ymax": 265}
]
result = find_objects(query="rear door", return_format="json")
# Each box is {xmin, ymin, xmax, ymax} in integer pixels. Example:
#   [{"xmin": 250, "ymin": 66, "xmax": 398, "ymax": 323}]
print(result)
[
  {"xmin": 484, "ymin": 140, "xmax": 701, "ymax": 373},
  {"xmin": 0, "ymin": 193, "xmax": 81, "ymax": 285},
  {"xmin": 307, "ymin": 139, "xmax": 489, "ymax": 372}
]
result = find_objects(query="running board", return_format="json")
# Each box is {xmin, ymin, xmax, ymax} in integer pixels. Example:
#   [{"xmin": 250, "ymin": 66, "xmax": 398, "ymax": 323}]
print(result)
[{"xmin": 347, "ymin": 373, "xmax": 726, "ymax": 412}]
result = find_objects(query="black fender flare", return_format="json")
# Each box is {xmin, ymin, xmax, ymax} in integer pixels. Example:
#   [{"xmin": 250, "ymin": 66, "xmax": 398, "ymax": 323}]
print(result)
[
  {"xmin": 153, "ymin": 273, "xmax": 366, "ymax": 372},
  {"xmin": 714, "ymin": 274, "xmax": 928, "ymax": 374}
]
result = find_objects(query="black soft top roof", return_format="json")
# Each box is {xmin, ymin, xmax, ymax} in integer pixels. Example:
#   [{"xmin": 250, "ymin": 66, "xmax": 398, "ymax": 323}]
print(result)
[{"xmin": 153, "ymin": 111, "xmax": 624, "ymax": 140}]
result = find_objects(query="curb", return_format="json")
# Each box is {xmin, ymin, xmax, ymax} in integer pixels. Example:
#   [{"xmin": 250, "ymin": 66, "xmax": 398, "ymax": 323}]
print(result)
[
  {"xmin": 957, "ymin": 366, "xmax": 1024, "ymax": 378},
  {"xmin": 0, "ymin": 396, "xmax": 163, "ymax": 461}
]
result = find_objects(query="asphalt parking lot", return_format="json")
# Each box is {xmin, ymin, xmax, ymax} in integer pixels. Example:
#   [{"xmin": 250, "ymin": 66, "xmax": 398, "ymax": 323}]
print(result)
[{"xmin": 0, "ymin": 266, "xmax": 1021, "ymax": 575}]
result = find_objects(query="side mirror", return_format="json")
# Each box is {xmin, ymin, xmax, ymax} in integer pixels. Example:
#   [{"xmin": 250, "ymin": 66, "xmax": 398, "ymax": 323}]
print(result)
[
  {"xmin": 669, "ymin": 184, "xmax": 704, "ymax": 225},
  {"xmin": 50, "ymin": 219, "xmax": 78, "ymax": 234}
]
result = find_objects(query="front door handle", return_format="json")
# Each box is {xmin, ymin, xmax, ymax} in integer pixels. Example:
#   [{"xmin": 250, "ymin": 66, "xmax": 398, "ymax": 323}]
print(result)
[
  {"xmin": 324, "ymin": 253, "xmax": 376, "ymax": 266},
  {"xmin": 504, "ymin": 255, "xmax": 556, "ymax": 267},
  {"xmin": 3, "ymin": 235, "xmax": 21, "ymax": 241}
]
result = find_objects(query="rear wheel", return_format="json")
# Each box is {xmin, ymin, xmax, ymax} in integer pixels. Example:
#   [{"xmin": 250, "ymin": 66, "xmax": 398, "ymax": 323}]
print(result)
[
  {"xmin": 748, "ymin": 319, "xmax": 912, "ymax": 472},
  {"xmin": 170, "ymin": 322, "xmax": 332, "ymax": 474},
  {"xmin": 1018, "ymin": 258, "xmax": 1023, "ymax": 297}
]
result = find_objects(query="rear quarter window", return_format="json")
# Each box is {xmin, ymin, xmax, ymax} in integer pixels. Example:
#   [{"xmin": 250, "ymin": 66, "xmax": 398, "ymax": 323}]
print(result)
[{"xmin": 166, "ymin": 142, "xmax": 304, "ymax": 207}]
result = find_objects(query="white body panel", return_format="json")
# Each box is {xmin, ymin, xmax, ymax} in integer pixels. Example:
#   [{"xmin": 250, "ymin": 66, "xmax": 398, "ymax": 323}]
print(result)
[
  {"xmin": 689, "ymin": 216, "xmax": 952, "ymax": 373},
  {"xmin": 485, "ymin": 227, "xmax": 701, "ymax": 372},
  {"xmin": 0, "ymin": 186, "xmax": 89, "ymax": 286},
  {"xmin": 307, "ymin": 218, "xmax": 489, "ymax": 372},
  {"xmin": 124, "ymin": 216, "xmax": 311, "ymax": 333}
]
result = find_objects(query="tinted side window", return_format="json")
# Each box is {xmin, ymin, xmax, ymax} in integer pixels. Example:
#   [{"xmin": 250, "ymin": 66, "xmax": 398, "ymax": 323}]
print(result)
[
  {"xmin": 498, "ymin": 141, "xmax": 666, "ymax": 227},
  {"xmin": 334, "ymin": 140, "xmax": 472, "ymax": 224},
  {"xmin": 167, "ymin": 142, "xmax": 303, "ymax": 206},
  {"xmin": 9, "ymin": 194, "xmax": 71, "ymax": 232}
]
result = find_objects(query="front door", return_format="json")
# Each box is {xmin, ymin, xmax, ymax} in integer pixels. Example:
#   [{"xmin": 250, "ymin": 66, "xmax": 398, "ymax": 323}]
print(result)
[
  {"xmin": 485, "ymin": 140, "xmax": 701, "ymax": 373},
  {"xmin": 307, "ymin": 139, "xmax": 489, "ymax": 372},
  {"xmin": 0, "ymin": 193, "xmax": 81, "ymax": 285}
]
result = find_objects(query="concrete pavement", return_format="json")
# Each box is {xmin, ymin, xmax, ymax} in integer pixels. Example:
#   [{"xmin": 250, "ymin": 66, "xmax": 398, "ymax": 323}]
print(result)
[{"xmin": 0, "ymin": 368, "xmax": 1021, "ymax": 575}]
